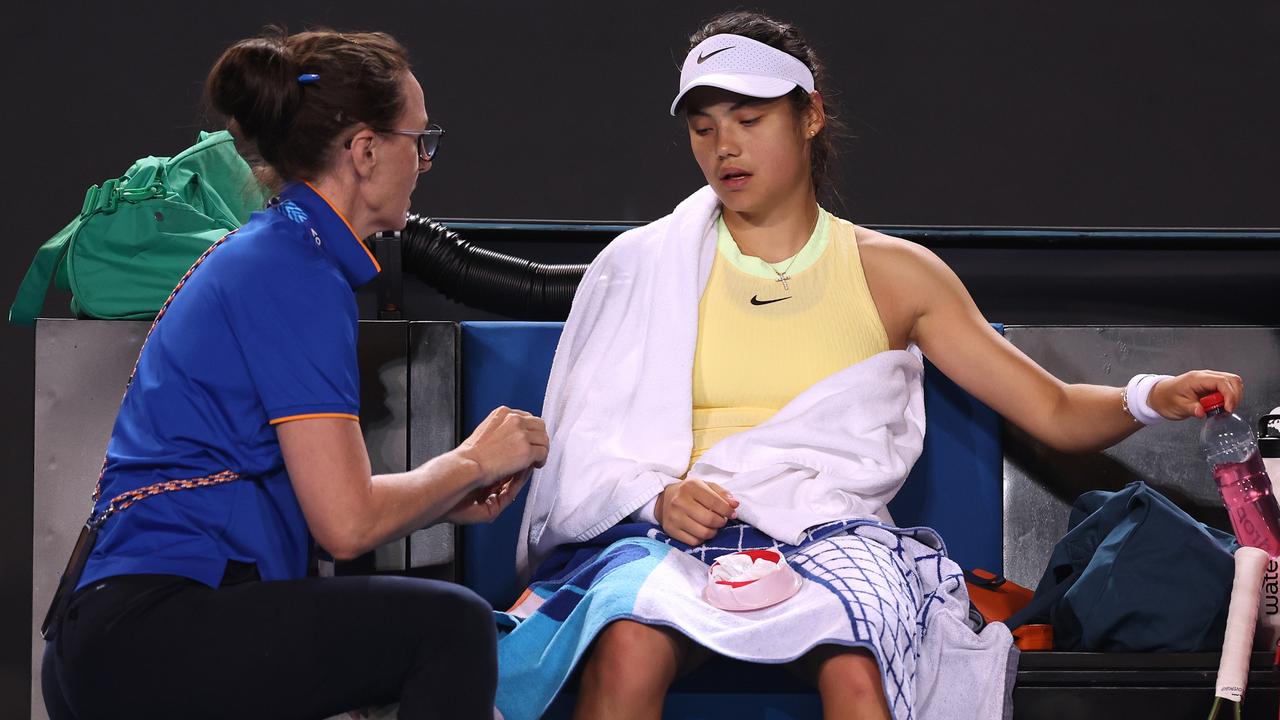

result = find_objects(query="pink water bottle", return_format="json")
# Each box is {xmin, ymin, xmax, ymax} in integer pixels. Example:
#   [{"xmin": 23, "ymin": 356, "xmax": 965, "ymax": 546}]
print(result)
[{"xmin": 1200, "ymin": 392, "xmax": 1280, "ymax": 556}]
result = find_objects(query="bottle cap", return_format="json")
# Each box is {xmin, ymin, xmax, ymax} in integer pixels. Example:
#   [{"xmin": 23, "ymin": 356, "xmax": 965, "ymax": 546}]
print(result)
[{"xmin": 1199, "ymin": 392, "xmax": 1226, "ymax": 413}]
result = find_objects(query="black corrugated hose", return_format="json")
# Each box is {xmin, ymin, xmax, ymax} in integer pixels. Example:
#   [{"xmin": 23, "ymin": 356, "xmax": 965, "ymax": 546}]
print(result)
[{"xmin": 400, "ymin": 214, "xmax": 588, "ymax": 321}]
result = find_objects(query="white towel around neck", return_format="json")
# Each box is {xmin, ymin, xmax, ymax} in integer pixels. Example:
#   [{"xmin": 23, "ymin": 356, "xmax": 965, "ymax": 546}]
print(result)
[{"xmin": 516, "ymin": 187, "xmax": 926, "ymax": 577}]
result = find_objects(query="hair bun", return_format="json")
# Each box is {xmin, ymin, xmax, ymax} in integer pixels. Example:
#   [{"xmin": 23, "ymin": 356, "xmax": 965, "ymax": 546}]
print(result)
[
  {"xmin": 204, "ymin": 29, "xmax": 411, "ymax": 190},
  {"xmin": 206, "ymin": 36, "xmax": 300, "ymax": 161}
]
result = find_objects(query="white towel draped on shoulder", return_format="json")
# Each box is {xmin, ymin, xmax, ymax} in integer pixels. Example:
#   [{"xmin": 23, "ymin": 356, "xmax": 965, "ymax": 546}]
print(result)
[{"xmin": 516, "ymin": 186, "xmax": 926, "ymax": 577}]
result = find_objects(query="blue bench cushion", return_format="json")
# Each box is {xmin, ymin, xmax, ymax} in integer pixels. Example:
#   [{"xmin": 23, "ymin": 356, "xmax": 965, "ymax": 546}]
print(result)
[{"xmin": 459, "ymin": 321, "xmax": 1003, "ymax": 609}]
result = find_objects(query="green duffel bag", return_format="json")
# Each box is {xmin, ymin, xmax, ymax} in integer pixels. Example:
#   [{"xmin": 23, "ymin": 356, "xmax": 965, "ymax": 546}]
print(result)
[{"xmin": 9, "ymin": 130, "xmax": 269, "ymax": 325}]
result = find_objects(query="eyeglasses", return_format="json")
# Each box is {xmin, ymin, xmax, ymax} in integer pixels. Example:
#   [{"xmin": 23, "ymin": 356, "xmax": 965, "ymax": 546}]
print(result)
[{"xmin": 378, "ymin": 124, "xmax": 445, "ymax": 161}]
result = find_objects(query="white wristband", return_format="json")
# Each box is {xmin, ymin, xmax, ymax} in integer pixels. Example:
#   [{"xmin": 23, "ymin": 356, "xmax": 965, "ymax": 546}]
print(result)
[{"xmin": 1124, "ymin": 373, "xmax": 1175, "ymax": 426}]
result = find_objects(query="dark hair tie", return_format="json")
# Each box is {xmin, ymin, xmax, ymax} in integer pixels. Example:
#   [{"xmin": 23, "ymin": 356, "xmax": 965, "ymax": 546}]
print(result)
[{"xmin": 297, "ymin": 73, "xmax": 320, "ymax": 85}]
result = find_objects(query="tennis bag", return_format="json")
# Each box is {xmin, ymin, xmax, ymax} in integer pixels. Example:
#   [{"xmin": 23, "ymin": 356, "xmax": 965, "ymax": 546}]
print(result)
[
  {"xmin": 1007, "ymin": 481, "xmax": 1237, "ymax": 651},
  {"xmin": 10, "ymin": 130, "xmax": 267, "ymax": 324}
]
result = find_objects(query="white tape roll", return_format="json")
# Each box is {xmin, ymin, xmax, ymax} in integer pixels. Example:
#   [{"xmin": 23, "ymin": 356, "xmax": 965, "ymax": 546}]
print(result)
[{"xmin": 1215, "ymin": 546, "xmax": 1269, "ymax": 702}]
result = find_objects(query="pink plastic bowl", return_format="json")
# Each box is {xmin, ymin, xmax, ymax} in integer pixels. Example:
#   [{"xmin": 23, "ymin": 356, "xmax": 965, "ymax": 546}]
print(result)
[{"xmin": 703, "ymin": 549, "xmax": 803, "ymax": 612}]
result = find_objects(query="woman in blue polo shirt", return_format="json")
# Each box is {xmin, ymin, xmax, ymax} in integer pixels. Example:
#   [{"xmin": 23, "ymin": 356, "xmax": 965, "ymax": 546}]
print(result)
[{"xmin": 40, "ymin": 29, "xmax": 544, "ymax": 720}]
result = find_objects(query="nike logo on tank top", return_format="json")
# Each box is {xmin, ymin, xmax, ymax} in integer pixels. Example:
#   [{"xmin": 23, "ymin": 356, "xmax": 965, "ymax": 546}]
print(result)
[{"xmin": 689, "ymin": 210, "xmax": 890, "ymax": 469}]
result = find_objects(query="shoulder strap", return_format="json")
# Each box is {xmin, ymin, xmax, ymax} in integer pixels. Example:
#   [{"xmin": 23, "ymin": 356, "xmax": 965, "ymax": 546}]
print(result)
[
  {"xmin": 9, "ymin": 216, "xmax": 80, "ymax": 325},
  {"xmin": 96, "ymin": 232, "xmax": 245, "ymax": 505}
]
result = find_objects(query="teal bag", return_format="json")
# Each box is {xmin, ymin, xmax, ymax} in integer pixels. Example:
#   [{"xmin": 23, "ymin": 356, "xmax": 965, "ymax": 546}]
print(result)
[{"xmin": 9, "ymin": 130, "xmax": 268, "ymax": 325}]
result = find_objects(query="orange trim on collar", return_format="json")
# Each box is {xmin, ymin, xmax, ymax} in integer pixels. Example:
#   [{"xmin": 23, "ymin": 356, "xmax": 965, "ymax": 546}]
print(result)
[
  {"xmin": 269, "ymin": 412, "xmax": 360, "ymax": 426},
  {"xmin": 303, "ymin": 181, "xmax": 383, "ymax": 273}
]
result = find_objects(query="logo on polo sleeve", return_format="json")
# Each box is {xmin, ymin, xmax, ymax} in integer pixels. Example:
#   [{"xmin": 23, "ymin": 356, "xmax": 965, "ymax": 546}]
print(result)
[{"xmin": 280, "ymin": 201, "xmax": 310, "ymax": 225}]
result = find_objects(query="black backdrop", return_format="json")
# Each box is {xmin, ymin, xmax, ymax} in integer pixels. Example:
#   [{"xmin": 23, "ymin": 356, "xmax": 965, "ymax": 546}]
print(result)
[{"xmin": 3, "ymin": 2, "xmax": 1278, "ymax": 713}]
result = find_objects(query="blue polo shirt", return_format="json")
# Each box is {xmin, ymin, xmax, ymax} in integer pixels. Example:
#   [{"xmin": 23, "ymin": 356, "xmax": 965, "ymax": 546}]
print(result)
[{"xmin": 78, "ymin": 182, "xmax": 381, "ymax": 591}]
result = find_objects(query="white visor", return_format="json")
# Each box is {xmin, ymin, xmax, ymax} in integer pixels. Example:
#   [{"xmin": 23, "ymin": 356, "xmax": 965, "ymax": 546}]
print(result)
[{"xmin": 670, "ymin": 34, "xmax": 816, "ymax": 116}]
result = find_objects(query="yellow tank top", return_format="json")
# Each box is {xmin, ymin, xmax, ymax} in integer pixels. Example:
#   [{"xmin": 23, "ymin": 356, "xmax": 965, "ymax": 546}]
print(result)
[{"xmin": 689, "ymin": 209, "xmax": 890, "ymax": 467}]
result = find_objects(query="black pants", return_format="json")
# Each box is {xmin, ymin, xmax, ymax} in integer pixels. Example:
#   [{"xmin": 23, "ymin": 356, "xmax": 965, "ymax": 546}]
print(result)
[{"xmin": 42, "ymin": 563, "xmax": 497, "ymax": 720}]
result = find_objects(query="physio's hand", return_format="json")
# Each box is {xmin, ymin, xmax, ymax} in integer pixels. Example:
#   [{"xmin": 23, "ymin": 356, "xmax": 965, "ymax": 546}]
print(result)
[
  {"xmin": 656, "ymin": 478, "xmax": 739, "ymax": 547},
  {"xmin": 1150, "ymin": 370, "xmax": 1245, "ymax": 420},
  {"xmin": 445, "ymin": 469, "xmax": 530, "ymax": 525},
  {"xmin": 454, "ymin": 406, "xmax": 549, "ymax": 487}
]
